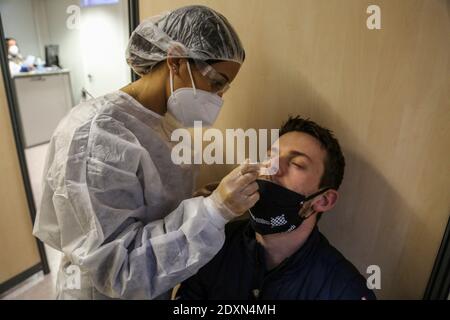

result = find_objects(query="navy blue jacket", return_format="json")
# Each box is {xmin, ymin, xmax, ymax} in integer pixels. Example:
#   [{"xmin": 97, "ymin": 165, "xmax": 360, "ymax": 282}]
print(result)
[{"xmin": 177, "ymin": 219, "xmax": 376, "ymax": 300}]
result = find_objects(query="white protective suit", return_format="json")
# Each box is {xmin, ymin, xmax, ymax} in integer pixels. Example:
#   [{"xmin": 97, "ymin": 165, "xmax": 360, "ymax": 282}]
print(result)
[{"xmin": 33, "ymin": 90, "xmax": 229, "ymax": 299}]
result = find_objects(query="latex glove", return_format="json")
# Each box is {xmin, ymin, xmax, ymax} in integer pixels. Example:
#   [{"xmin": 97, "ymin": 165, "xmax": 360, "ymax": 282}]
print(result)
[
  {"xmin": 258, "ymin": 156, "xmax": 280, "ymax": 176},
  {"xmin": 193, "ymin": 182, "xmax": 220, "ymax": 198},
  {"xmin": 208, "ymin": 160, "xmax": 260, "ymax": 220}
]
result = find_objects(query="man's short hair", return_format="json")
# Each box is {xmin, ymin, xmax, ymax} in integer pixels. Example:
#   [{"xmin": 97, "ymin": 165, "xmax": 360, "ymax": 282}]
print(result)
[{"xmin": 279, "ymin": 116, "xmax": 345, "ymax": 190}]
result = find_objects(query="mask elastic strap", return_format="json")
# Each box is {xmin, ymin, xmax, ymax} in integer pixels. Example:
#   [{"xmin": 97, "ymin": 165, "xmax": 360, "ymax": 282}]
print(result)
[
  {"xmin": 169, "ymin": 68, "xmax": 174, "ymax": 95},
  {"xmin": 300, "ymin": 187, "xmax": 331, "ymax": 205},
  {"xmin": 186, "ymin": 60, "xmax": 197, "ymax": 96}
]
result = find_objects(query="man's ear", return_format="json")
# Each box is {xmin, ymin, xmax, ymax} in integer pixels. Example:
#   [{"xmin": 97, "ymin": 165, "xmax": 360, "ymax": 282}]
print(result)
[{"xmin": 312, "ymin": 189, "xmax": 339, "ymax": 213}]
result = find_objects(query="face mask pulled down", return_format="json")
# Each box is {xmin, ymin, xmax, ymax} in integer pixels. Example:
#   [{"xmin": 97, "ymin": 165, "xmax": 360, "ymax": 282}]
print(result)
[{"xmin": 249, "ymin": 179, "xmax": 329, "ymax": 235}]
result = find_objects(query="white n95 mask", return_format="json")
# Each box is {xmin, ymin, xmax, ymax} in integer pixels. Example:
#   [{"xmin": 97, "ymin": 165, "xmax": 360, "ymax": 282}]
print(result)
[
  {"xmin": 167, "ymin": 61, "xmax": 224, "ymax": 127},
  {"xmin": 9, "ymin": 45, "xmax": 19, "ymax": 56}
]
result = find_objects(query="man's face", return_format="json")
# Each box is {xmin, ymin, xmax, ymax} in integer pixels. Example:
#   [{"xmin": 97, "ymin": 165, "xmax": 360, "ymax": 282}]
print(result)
[{"xmin": 267, "ymin": 131, "xmax": 326, "ymax": 196}]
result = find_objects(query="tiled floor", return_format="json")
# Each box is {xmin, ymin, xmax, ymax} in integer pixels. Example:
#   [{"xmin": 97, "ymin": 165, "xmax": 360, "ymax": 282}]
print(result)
[{"xmin": 1, "ymin": 143, "xmax": 62, "ymax": 300}]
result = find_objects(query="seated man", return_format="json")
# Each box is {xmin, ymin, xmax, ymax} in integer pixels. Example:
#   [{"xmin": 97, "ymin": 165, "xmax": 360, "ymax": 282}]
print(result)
[{"xmin": 176, "ymin": 116, "xmax": 376, "ymax": 300}]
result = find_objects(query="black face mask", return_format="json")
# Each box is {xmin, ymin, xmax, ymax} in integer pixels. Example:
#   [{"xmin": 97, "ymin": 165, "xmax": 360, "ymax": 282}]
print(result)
[{"xmin": 249, "ymin": 179, "xmax": 330, "ymax": 235}]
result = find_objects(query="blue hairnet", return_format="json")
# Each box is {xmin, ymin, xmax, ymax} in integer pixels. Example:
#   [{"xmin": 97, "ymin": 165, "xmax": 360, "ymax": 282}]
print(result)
[{"xmin": 126, "ymin": 5, "xmax": 245, "ymax": 76}]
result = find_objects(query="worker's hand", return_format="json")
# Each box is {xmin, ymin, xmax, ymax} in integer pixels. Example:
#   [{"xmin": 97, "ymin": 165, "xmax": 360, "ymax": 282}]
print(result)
[{"xmin": 208, "ymin": 160, "xmax": 260, "ymax": 220}]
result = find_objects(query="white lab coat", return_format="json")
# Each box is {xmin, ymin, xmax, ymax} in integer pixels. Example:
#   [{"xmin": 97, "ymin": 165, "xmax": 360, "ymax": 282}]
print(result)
[{"xmin": 33, "ymin": 90, "xmax": 228, "ymax": 299}]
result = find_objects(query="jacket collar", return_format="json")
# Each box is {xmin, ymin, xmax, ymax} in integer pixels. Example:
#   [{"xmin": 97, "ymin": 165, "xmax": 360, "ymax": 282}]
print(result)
[{"xmin": 243, "ymin": 220, "xmax": 321, "ymax": 274}]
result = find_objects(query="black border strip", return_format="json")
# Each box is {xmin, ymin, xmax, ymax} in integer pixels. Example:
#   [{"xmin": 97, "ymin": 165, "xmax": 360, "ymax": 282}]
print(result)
[
  {"xmin": 0, "ymin": 13, "xmax": 50, "ymax": 293},
  {"xmin": 128, "ymin": 0, "xmax": 140, "ymax": 82},
  {"xmin": 424, "ymin": 215, "xmax": 450, "ymax": 300}
]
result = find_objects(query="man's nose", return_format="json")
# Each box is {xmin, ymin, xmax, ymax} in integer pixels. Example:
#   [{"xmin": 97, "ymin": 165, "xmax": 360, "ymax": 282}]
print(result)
[{"xmin": 271, "ymin": 156, "xmax": 287, "ymax": 181}]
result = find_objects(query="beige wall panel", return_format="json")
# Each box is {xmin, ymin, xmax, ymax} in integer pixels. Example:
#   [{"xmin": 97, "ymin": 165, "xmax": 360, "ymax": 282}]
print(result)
[{"xmin": 140, "ymin": 0, "xmax": 450, "ymax": 299}]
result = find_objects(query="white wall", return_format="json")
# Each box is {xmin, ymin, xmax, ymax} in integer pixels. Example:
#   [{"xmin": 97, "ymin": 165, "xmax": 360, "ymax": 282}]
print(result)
[
  {"xmin": 43, "ymin": 0, "xmax": 130, "ymax": 103},
  {"xmin": 0, "ymin": 0, "xmax": 41, "ymax": 58},
  {"xmin": 78, "ymin": 0, "xmax": 130, "ymax": 98},
  {"xmin": 0, "ymin": 0, "xmax": 130, "ymax": 105},
  {"xmin": 42, "ymin": 0, "xmax": 85, "ymax": 104}
]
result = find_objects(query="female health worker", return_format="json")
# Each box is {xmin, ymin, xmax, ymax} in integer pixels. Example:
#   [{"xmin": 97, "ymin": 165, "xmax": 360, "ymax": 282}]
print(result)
[{"xmin": 33, "ymin": 5, "xmax": 260, "ymax": 299}]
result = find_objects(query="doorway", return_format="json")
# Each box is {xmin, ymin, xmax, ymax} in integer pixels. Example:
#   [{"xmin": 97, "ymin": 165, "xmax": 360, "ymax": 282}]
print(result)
[{"xmin": 0, "ymin": 0, "xmax": 139, "ymax": 298}]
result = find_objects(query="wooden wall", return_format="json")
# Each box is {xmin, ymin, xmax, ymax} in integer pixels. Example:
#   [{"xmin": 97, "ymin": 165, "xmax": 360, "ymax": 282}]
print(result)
[
  {"xmin": 0, "ymin": 61, "xmax": 41, "ymax": 284},
  {"xmin": 140, "ymin": 0, "xmax": 450, "ymax": 299}
]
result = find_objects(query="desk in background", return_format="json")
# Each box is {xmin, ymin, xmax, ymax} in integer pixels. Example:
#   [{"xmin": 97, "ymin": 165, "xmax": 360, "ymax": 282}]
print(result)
[{"xmin": 13, "ymin": 69, "xmax": 73, "ymax": 148}]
